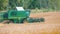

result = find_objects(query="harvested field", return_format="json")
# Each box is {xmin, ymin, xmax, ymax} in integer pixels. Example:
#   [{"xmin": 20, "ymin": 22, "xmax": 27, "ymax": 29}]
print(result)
[
  {"xmin": 0, "ymin": 23, "xmax": 60, "ymax": 34},
  {"xmin": 0, "ymin": 12, "xmax": 60, "ymax": 34}
]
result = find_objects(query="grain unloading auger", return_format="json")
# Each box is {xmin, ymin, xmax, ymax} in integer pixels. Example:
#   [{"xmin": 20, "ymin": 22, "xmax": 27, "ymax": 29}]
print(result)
[{"xmin": 0, "ymin": 7, "xmax": 44, "ymax": 23}]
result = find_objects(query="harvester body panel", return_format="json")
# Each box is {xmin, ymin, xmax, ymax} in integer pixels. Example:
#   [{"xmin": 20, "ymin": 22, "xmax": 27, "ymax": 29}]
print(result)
[{"xmin": 8, "ymin": 10, "xmax": 30, "ymax": 23}]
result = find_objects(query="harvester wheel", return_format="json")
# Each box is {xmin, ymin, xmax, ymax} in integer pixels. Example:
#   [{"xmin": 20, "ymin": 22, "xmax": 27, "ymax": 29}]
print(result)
[
  {"xmin": 23, "ymin": 18, "xmax": 28, "ymax": 23},
  {"xmin": 21, "ymin": 18, "xmax": 26, "ymax": 23},
  {"xmin": 1, "ymin": 20, "xmax": 10, "ymax": 24},
  {"xmin": 2, "ymin": 20, "xmax": 14, "ymax": 24}
]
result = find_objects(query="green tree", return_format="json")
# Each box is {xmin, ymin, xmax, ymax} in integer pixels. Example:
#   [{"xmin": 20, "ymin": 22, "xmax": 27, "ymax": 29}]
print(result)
[{"xmin": 0, "ymin": 0, "xmax": 8, "ymax": 10}]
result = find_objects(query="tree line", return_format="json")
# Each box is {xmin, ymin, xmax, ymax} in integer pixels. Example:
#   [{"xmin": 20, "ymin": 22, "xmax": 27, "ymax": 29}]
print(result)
[{"xmin": 0, "ymin": 0, "xmax": 60, "ymax": 10}]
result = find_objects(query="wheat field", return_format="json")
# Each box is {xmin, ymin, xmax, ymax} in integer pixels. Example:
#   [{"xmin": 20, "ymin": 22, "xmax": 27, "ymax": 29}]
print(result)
[{"xmin": 0, "ymin": 12, "xmax": 60, "ymax": 34}]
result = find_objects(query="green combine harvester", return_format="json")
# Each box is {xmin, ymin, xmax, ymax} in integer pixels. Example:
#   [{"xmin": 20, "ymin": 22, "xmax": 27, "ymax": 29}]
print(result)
[{"xmin": 0, "ymin": 7, "xmax": 44, "ymax": 23}]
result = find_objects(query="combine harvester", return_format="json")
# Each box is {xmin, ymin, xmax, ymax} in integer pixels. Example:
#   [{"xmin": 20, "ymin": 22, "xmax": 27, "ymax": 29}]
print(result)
[{"xmin": 0, "ymin": 7, "xmax": 44, "ymax": 23}]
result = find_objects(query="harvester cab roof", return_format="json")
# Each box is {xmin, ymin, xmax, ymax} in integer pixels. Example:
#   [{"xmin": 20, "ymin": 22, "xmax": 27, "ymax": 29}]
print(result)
[{"xmin": 16, "ymin": 7, "xmax": 25, "ymax": 11}]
